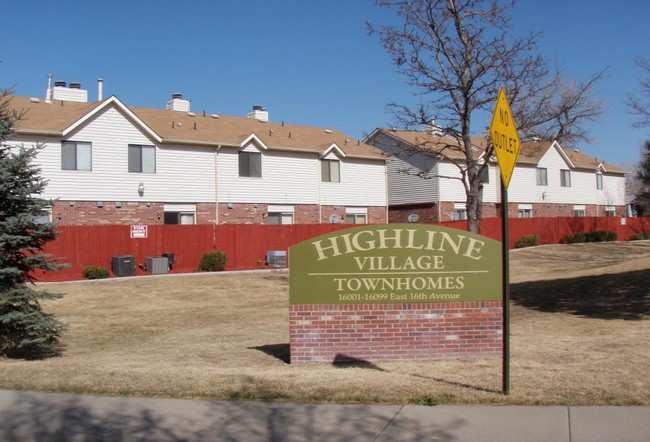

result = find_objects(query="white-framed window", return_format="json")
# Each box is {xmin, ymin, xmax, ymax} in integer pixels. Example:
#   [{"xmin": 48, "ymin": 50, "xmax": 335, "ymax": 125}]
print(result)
[
  {"xmin": 128, "ymin": 144, "xmax": 156, "ymax": 173},
  {"xmin": 596, "ymin": 173, "xmax": 603, "ymax": 190},
  {"xmin": 605, "ymin": 206, "xmax": 616, "ymax": 217},
  {"xmin": 518, "ymin": 204, "xmax": 533, "ymax": 218},
  {"xmin": 536, "ymin": 167, "xmax": 548, "ymax": 186},
  {"xmin": 267, "ymin": 205, "xmax": 294, "ymax": 224},
  {"xmin": 34, "ymin": 207, "xmax": 52, "ymax": 224},
  {"xmin": 321, "ymin": 159, "xmax": 340, "ymax": 182},
  {"xmin": 163, "ymin": 204, "xmax": 196, "ymax": 224},
  {"xmin": 345, "ymin": 207, "xmax": 367, "ymax": 224},
  {"xmin": 239, "ymin": 151, "xmax": 262, "ymax": 177},
  {"xmin": 452, "ymin": 203, "xmax": 467, "ymax": 221},
  {"xmin": 62, "ymin": 141, "xmax": 91, "ymax": 171},
  {"xmin": 561, "ymin": 169, "xmax": 571, "ymax": 187},
  {"xmin": 573, "ymin": 205, "xmax": 586, "ymax": 217}
]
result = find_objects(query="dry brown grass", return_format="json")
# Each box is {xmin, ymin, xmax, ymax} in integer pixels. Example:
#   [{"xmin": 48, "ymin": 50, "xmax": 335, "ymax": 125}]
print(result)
[{"xmin": 1, "ymin": 242, "xmax": 649, "ymax": 405}]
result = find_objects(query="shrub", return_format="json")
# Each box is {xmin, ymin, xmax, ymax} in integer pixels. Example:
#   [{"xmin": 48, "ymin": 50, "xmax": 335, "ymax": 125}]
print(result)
[
  {"xmin": 563, "ymin": 231, "xmax": 616, "ymax": 244},
  {"xmin": 562, "ymin": 233, "xmax": 586, "ymax": 244},
  {"xmin": 514, "ymin": 234, "xmax": 539, "ymax": 248},
  {"xmin": 82, "ymin": 266, "xmax": 110, "ymax": 280},
  {"xmin": 584, "ymin": 230, "xmax": 616, "ymax": 242},
  {"xmin": 198, "ymin": 250, "xmax": 227, "ymax": 272},
  {"xmin": 629, "ymin": 231, "xmax": 650, "ymax": 241}
]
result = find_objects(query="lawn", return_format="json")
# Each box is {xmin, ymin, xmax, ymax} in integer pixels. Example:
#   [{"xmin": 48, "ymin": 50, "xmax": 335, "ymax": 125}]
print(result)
[{"xmin": 0, "ymin": 241, "xmax": 648, "ymax": 405}]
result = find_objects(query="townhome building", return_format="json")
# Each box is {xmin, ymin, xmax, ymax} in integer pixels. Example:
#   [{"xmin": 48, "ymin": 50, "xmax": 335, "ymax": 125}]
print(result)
[
  {"xmin": 7, "ymin": 80, "xmax": 387, "ymax": 226},
  {"xmin": 365, "ymin": 128, "xmax": 626, "ymax": 223}
]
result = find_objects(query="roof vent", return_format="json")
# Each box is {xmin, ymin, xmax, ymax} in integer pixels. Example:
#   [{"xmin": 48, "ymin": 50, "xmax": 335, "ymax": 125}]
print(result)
[
  {"xmin": 54, "ymin": 81, "xmax": 66, "ymax": 88},
  {"xmin": 69, "ymin": 82, "xmax": 81, "ymax": 89}
]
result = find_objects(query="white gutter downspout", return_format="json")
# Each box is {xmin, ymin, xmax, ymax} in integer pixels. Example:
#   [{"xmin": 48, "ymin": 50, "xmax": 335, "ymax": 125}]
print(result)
[
  {"xmin": 214, "ymin": 145, "xmax": 221, "ymax": 224},
  {"xmin": 436, "ymin": 161, "xmax": 442, "ymax": 222}
]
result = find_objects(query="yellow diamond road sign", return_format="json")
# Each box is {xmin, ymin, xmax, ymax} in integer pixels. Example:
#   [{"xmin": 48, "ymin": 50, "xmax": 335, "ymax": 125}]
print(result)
[{"xmin": 490, "ymin": 87, "xmax": 521, "ymax": 189}]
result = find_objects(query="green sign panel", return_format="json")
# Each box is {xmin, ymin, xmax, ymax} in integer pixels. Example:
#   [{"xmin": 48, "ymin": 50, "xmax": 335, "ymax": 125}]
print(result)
[{"xmin": 289, "ymin": 224, "xmax": 501, "ymax": 304}]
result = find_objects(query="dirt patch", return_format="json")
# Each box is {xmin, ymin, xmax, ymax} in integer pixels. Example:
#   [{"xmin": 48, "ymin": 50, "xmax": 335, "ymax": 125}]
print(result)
[{"xmin": 0, "ymin": 242, "xmax": 648, "ymax": 405}]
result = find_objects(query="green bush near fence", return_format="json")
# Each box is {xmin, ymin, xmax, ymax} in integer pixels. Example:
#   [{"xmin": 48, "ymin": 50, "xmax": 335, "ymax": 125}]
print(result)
[
  {"xmin": 562, "ymin": 231, "xmax": 616, "ymax": 244},
  {"xmin": 82, "ymin": 266, "xmax": 110, "ymax": 280},
  {"xmin": 630, "ymin": 231, "xmax": 650, "ymax": 240},
  {"xmin": 514, "ymin": 234, "xmax": 539, "ymax": 248},
  {"xmin": 198, "ymin": 250, "xmax": 227, "ymax": 272}
]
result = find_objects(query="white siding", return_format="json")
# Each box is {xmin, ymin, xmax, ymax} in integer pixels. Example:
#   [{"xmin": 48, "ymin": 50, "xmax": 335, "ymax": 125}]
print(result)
[
  {"xmin": 218, "ymin": 146, "xmax": 318, "ymax": 204},
  {"xmin": 598, "ymin": 174, "xmax": 626, "ymax": 206},
  {"xmin": 30, "ymin": 107, "xmax": 215, "ymax": 202},
  {"xmin": 437, "ymin": 162, "xmax": 467, "ymax": 202},
  {"xmin": 507, "ymin": 164, "xmax": 543, "ymax": 203},
  {"xmin": 321, "ymin": 158, "xmax": 386, "ymax": 206}
]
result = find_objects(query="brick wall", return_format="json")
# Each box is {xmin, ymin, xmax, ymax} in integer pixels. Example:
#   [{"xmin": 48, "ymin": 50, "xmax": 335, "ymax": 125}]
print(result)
[
  {"xmin": 53, "ymin": 201, "xmax": 386, "ymax": 225},
  {"xmin": 289, "ymin": 302, "xmax": 502, "ymax": 363},
  {"xmin": 388, "ymin": 202, "xmax": 626, "ymax": 222}
]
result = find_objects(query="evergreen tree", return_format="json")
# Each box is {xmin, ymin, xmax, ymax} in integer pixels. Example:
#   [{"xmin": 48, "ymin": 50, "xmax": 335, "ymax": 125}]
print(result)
[
  {"xmin": 634, "ymin": 140, "xmax": 650, "ymax": 216},
  {"xmin": 0, "ymin": 89, "xmax": 65, "ymax": 358}
]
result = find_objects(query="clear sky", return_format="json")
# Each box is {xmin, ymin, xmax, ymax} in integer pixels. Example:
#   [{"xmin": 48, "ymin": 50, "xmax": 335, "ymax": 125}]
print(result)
[{"xmin": 2, "ymin": 0, "xmax": 649, "ymax": 168}]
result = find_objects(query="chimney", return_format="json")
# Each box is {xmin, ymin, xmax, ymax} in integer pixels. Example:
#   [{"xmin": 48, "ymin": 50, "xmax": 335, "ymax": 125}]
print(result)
[
  {"xmin": 247, "ymin": 105, "xmax": 269, "ymax": 122},
  {"xmin": 50, "ymin": 80, "xmax": 88, "ymax": 102},
  {"xmin": 97, "ymin": 78, "xmax": 103, "ymax": 101},
  {"xmin": 166, "ymin": 93, "xmax": 191, "ymax": 112}
]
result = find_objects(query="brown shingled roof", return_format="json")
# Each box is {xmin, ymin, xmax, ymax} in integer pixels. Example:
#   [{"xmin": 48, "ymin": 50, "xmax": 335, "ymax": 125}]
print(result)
[
  {"xmin": 8, "ymin": 95, "xmax": 383, "ymax": 161},
  {"xmin": 376, "ymin": 128, "xmax": 481, "ymax": 160}
]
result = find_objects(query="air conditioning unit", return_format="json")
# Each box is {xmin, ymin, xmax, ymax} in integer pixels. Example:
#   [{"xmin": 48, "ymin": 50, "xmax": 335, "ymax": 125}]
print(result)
[
  {"xmin": 146, "ymin": 257, "xmax": 169, "ymax": 274},
  {"xmin": 112, "ymin": 255, "xmax": 135, "ymax": 277},
  {"xmin": 266, "ymin": 250, "xmax": 287, "ymax": 268}
]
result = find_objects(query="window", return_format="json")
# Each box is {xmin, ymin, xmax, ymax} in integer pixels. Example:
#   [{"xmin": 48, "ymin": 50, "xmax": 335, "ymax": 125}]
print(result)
[
  {"xmin": 163, "ymin": 204, "xmax": 196, "ymax": 224},
  {"xmin": 62, "ymin": 141, "xmax": 91, "ymax": 171},
  {"xmin": 451, "ymin": 203, "xmax": 467, "ymax": 221},
  {"xmin": 345, "ymin": 207, "xmax": 367, "ymax": 224},
  {"xmin": 573, "ymin": 205, "xmax": 586, "ymax": 217},
  {"xmin": 596, "ymin": 173, "xmax": 603, "ymax": 190},
  {"xmin": 536, "ymin": 168, "xmax": 548, "ymax": 186},
  {"xmin": 33, "ymin": 208, "xmax": 52, "ymax": 224},
  {"xmin": 128, "ymin": 144, "xmax": 156, "ymax": 173},
  {"xmin": 605, "ymin": 206, "xmax": 616, "ymax": 217},
  {"xmin": 560, "ymin": 169, "xmax": 571, "ymax": 187},
  {"xmin": 321, "ymin": 159, "xmax": 340, "ymax": 182},
  {"xmin": 267, "ymin": 205, "xmax": 294, "ymax": 224},
  {"xmin": 518, "ymin": 204, "xmax": 533, "ymax": 218},
  {"xmin": 239, "ymin": 151, "xmax": 261, "ymax": 177}
]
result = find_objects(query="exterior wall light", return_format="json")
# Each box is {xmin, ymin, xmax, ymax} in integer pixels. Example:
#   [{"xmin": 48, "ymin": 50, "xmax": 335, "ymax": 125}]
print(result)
[{"xmin": 138, "ymin": 182, "xmax": 145, "ymax": 196}]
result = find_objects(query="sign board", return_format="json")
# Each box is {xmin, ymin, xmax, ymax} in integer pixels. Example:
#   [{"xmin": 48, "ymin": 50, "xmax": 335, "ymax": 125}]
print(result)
[
  {"xmin": 490, "ymin": 87, "xmax": 521, "ymax": 189},
  {"xmin": 289, "ymin": 224, "xmax": 501, "ymax": 304},
  {"xmin": 130, "ymin": 224, "xmax": 148, "ymax": 239}
]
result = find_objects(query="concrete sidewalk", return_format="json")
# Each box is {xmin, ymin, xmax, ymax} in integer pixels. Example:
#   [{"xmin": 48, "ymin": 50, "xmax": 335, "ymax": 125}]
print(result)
[{"xmin": 0, "ymin": 390, "xmax": 648, "ymax": 441}]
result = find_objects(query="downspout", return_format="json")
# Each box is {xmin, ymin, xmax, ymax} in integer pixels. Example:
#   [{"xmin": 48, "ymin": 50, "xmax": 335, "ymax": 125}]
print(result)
[
  {"xmin": 318, "ymin": 154, "xmax": 322, "ymax": 223},
  {"xmin": 214, "ymin": 145, "xmax": 221, "ymax": 224},
  {"xmin": 384, "ymin": 159, "xmax": 389, "ymax": 223},
  {"xmin": 436, "ymin": 161, "xmax": 442, "ymax": 222}
]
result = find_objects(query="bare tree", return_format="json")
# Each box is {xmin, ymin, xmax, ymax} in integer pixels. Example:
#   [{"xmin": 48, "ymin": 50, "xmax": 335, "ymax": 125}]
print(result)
[
  {"xmin": 368, "ymin": 0, "xmax": 605, "ymax": 232},
  {"xmin": 627, "ymin": 58, "xmax": 650, "ymax": 128}
]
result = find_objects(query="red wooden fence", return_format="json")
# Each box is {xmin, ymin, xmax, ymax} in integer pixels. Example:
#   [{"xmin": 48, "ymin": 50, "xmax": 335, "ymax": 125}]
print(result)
[{"xmin": 36, "ymin": 217, "xmax": 650, "ymax": 282}]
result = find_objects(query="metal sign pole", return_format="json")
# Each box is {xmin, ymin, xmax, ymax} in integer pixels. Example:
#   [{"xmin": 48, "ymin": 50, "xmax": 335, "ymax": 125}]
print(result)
[{"xmin": 501, "ymin": 180, "xmax": 510, "ymax": 395}]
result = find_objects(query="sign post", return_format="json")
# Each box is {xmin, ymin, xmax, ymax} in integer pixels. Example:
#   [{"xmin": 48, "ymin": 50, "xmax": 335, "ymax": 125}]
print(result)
[{"xmin": 489, "ymin": 87, "xmax": 521, "ymax": 395}]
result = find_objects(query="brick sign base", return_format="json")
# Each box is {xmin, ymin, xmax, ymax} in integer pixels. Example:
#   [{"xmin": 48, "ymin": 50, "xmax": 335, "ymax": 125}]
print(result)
[{"xmin": 289, "ymin": 301, "xmax": 502, "ymax": 364}]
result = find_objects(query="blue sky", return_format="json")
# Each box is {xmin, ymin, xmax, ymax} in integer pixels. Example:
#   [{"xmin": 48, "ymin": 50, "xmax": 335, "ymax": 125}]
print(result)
[{"xmin": 2, "ymin": 0, "xmax": 649, "ymax": 168}]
